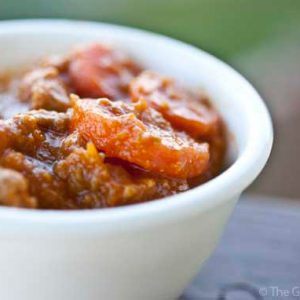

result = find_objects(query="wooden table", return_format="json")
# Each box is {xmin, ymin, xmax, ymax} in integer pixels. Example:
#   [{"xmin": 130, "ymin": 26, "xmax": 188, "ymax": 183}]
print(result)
[{"xmin": 182, "ymin": 195, "xmax": 300, "ymax": 300}]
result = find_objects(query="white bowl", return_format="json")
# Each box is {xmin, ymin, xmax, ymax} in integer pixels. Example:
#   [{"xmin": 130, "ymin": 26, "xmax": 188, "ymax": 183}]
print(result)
[{"xmin": 0, "ymin": 20, "xmax": 272, "ymax": 300}]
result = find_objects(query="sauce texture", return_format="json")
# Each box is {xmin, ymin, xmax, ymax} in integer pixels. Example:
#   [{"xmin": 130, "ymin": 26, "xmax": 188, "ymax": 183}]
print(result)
[{"xmin": 0, "ymin": 43, "xmax": 226, "ymax": 209}]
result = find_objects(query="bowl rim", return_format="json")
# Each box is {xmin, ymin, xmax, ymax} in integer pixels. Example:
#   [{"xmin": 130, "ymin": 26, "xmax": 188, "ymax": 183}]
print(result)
[{"xmin": 0, "ymin": 19, "xmax": 273, "ymax": 229}]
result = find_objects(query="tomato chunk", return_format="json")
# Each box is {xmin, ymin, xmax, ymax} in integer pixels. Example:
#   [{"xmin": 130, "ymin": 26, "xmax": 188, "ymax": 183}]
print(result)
[
  {"xmin": 130, "ymin": 71, "xmax": 220, "ymax": 138},
  {"xmin": 71, "ymin": 97, "xmax": 209, "ymax": 179},
  {"xmin": 69, "ymin": 43, "xmax": 141, "ymax": 99}
]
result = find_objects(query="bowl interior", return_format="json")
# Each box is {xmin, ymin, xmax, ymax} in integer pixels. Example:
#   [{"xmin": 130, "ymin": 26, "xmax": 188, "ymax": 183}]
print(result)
[{"xmin": 0, "ymin": 20, "xmax": 273, "ymax": 224}]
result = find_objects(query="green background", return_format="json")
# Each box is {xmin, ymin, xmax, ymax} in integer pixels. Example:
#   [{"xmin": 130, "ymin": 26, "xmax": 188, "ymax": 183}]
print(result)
[{"xmin": 1, "ymin": 0, "xmax": 299, "ymax": 60}]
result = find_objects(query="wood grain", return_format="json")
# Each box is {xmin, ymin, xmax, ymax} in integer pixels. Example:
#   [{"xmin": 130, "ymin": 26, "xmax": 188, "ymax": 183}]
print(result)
[{"xmin": 182, "ymin": 195, "xmax": 300, "ymax": 300}]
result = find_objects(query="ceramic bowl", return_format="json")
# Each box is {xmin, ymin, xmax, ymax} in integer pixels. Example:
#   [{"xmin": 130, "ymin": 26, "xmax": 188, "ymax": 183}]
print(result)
[{"xmin": 0, "ymin": 20, "xmax": 273, "ymax": 300}]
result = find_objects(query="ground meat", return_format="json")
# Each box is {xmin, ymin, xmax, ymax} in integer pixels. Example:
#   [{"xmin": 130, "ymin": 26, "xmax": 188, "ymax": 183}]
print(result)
[
  {"xmin": 0, "ymin": 167, "xmax": 36, "ymax": 208},
  {"xmin": 0, "ymin": 149, "xmax": 68, "ymax": 209},
  {"xmin": 1, "ymin": 110, "xmax": 70, "ymax": 161},
  {"xmin": 0, "ymin": 111, "xmax": 72, "ymax": 208},
  {"xmin": 54, "ymin": 142, "xmax": 188, "ymax": 208},
  {"xmin": 19, "ymin": 67, "xmax": 70, "ymax": 112},
  {"xmin": 54, "ymin": 143, "xmax": 156, "ymax": 208},
  {"xmin": 0, "ymin": 110, "xmax": 188, "ymax": 209},
  {"xmin": 0, "ymin": 121, "xmax": 9, "ymax": 153}
]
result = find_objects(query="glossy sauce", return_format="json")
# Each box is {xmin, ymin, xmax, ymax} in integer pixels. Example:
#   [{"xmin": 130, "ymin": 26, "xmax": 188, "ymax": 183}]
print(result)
[{"xmin": 0, "ymin": 43, "xmax": 226, "ymax": 209}]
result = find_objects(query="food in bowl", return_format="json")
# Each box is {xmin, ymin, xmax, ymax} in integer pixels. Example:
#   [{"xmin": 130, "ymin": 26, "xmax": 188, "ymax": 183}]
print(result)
[
  {"xmin": 0, "ymin": 21, "xmax": 273, "ymax": 300},
  {"xmin": 0, "ymin": 43, "xmax": 226, "ymax": 209}
]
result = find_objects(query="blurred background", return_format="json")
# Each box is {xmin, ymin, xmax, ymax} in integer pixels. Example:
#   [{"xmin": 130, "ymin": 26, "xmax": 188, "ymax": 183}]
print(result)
[{"xmin": 0, "ymin": 0, "xmax": 299, "ymax": 199}]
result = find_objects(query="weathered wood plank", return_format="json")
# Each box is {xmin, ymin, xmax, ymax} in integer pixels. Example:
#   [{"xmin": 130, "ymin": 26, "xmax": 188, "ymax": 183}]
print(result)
[{"xmin": 183, "ymin": 195, "xmax": 300, "ymax": 300}]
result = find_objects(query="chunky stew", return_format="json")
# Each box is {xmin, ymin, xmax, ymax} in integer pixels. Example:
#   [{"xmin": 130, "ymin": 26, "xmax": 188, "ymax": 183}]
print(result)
[{"xmin": 0, "ymin": 43, "xmax": 226, "ymax": 209}]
